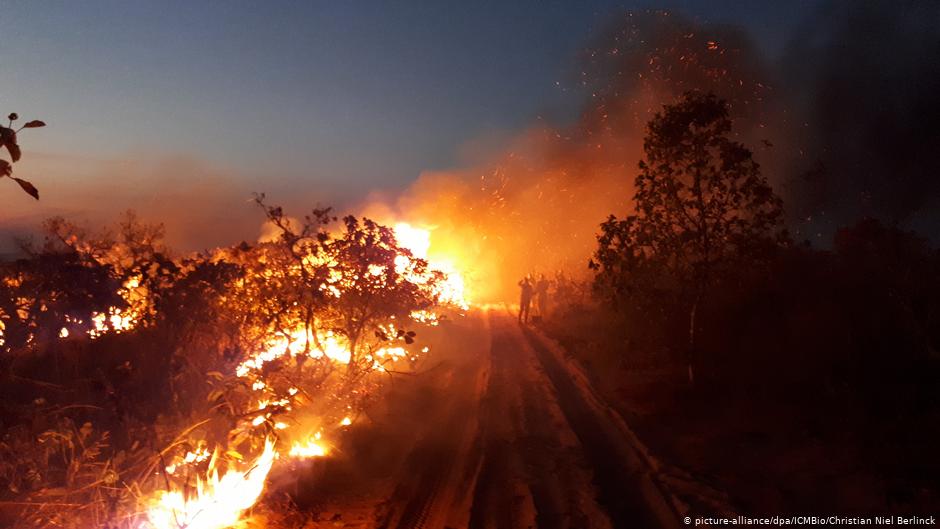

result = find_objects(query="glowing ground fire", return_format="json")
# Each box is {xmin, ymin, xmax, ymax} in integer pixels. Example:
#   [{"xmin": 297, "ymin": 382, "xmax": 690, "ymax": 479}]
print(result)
[{"xmin": 145, "ymin": 440, "xmax": 277, "ymax": 529}]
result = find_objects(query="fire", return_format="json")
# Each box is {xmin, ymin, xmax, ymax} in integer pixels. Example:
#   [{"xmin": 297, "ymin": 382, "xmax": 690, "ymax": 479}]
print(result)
[
  {"xmin": 90, "ymin": 307, "xmax": 136, "ymax": 336},
  {"xmin": 392, "ymin": 223, "xmax": 431, "ymax": 258},
  {"xmin": 0, "ymin": 206, "xmax": 473, "ymax": 529},
  {"xmin": 144, "ymin": 440, "xmax": 277, "ymax": 529},
  {"xmin": 13, "ymin": 216, "xmax": 467, "ymax": 528},
  {"xmin": 288, "ymin": 432, "xmax": 329, "ymax": 459},
  {"xmin": 234, "ymin": 328, "xmax": 356, "ymax": 377},
  {"xmin": 393, "ymin": 222, "xmax": 469, "ymax": 309}
]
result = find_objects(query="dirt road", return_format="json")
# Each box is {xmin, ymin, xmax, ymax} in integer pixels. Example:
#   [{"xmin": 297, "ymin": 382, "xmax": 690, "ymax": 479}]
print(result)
[{"xmin": 291, "ymin": 309, "xmax": 679, "ymax": 529}]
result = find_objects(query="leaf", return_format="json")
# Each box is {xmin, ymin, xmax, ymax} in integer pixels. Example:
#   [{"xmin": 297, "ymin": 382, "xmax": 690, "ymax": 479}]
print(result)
[
  {"xmin": 0, "ymin": 160, "xmax": 10, "ymax": 177},
  {"xmin": 13, "ymin": 177, "xmax": 39, "ymax": 199},
  {"xmin": 22, "ymin": 120, "xmax": 46, "ymax": 128},
  {"xmin": 7, "ymin": 142, "xmax": 21, "ymax": 162},
  {"xmin": 226, "ymin": 450, "xmax": 244, "ymax": 461},
  {"xmin": 0, "ymin": 126, "xmax": 14, "ymax": 147}
]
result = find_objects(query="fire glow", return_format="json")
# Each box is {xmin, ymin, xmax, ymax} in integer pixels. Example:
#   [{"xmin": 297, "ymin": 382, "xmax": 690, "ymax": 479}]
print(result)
[
  {"xmin": 135, "ymin": 222, "xmax": 468, "ymax": 529},
  {"xmin": 0, "ymin": 216, "xmax": 470, "ymax": 529},
  {"xmin": 394, "ymin": 222, "xmax": 469, "ymax": 310},
  {"xmin": 145, "ymin": 440, "xmax": 277, "ymax": 529}
]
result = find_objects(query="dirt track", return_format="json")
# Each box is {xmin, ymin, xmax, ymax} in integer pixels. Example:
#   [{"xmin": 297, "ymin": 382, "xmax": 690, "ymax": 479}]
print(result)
[{"xmin": 291, "ymin": 309, "xmax": 679, "ymax": 529}]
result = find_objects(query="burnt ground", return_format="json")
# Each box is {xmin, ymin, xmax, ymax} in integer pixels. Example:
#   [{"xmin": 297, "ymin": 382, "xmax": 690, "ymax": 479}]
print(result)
[{"xmin": 281, "ymin": 309, "xmax": 680, "ymax": 529}]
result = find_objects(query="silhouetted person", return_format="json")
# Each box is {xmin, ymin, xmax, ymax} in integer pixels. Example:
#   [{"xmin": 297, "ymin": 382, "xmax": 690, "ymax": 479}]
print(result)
[
  {"xmin": 535, "ymin": 274, "xmax": 550, "ymax": 319},
  {"xmin": 518, "ymin": 276, "xmax": 533, "ymax": 323}
]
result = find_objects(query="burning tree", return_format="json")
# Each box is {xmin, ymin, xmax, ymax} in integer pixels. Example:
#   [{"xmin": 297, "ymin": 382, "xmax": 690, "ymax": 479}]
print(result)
[
  {"xmin": 209, "ymin": 200, "xmax": 447, "ymax": 450},
  {"xmin": 592, "ymin": 91, "xmax": 783, "ymax": 383},
  {"xmin": 0, "ymin": 199, "xmax": 461, "ymax": 529},
  {"xmin": 140, "ymin": 202, "xmax": 452, "ymax": 529}
]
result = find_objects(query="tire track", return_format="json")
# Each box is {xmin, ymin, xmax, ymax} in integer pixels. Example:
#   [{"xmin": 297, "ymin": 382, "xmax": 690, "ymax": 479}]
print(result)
[
  {"xmin": 520, "ymin": 322, "xmax": 680, "ymax": 529},
  {"xmin": 377, "ymin": 314, "xmax": 491, "ymax": 529}
]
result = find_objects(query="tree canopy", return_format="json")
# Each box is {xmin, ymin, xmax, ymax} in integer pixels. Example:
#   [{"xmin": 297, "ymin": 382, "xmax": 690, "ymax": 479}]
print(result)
[{"xmin": 592, "ymin": 91, "xmax": 783, "ymax": 306}]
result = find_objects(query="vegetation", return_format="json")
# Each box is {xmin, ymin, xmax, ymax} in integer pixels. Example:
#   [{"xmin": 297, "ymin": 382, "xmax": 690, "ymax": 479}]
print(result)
[
  {"xmin": 547, "ymin": 92, "xmax": 940, "ymax": 513},
  {"xmin": 1, "ymin": 112, "xmax": 45, "ymax": 200},
  {"xmin": 0, "ymin": 203, "xmax": 450, "ymax": 528},
  {"xmin": 591, "ymin": 91, "xmax": 783, "ymax": 382}
]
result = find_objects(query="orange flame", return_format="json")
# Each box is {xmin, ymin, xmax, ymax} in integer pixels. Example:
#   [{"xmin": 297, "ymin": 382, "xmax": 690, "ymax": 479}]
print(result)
[
  {"xmin": 393, "ymin": 222, "xmax": 469, "ymax": 309},
  {"xmin": 144, "ymin": 440, "xmax": 277, "ymax": 529}
]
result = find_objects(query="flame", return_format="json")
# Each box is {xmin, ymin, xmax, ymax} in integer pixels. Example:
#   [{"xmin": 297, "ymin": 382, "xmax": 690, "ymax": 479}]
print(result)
[
  {"xmin": 393, "ymin": 222, "xmax": 469, "ymax": 309},
  {"xmin": 90, "ymin": 307, "xmax": 136, "ymax": 336},
  {"xmin": 87, "ymin": 275, "xmax": 146, "ymax": 338},
  {"xmin": 393, "ymin": 223, "xmax": 431, "ymax": 258},
  {"xmin": 288, "ymin": 431, "xmax": 329, "ymax": 459},
  {"xmin": 6, "ymin": 218, "xmax": 467, "ymax": 529},
  {"xmin": 144, "ymin": 440, "xmax": 277, "ymax": 529},
  {"xmin": 235, "ymin": 328, "xmax": 355, "ymax": 377},
  {"xmin": 41, "ymin": 221, "xmax": 464, "ymax": 528},
  {"xmin": 288, "ymin": 436, "xmax": 329, "ymax": 459}
]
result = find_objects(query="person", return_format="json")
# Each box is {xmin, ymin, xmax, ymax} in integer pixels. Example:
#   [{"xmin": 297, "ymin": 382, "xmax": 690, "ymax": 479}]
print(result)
[
  {"xmin": 518, "ymin": 276, "xmax": 533, "ymax": 323},
  {"xmin": 535, "ymin": 274, "xmax": 550, "ymax": 319}
]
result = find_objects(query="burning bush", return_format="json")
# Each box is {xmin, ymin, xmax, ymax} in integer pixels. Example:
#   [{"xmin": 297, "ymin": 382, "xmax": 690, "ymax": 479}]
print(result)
[{"xmin": 0, "ymin": 199, "xmax": 463, "ymax": 528}]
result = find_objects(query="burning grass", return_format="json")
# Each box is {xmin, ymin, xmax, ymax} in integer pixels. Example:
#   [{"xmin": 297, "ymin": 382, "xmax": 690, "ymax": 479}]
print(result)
[{"xmin": 0, "ymin": 202, "xmax": 469, "ymax": 528}]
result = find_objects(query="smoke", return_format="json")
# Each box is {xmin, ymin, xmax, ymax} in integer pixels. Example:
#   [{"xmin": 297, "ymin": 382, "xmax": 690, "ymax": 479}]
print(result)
[
  {"xmin": 1, "ymin": 152, "xmax": 340, "ymax": 255},
  {"xmin": 370, "ymin": 3, "xmax": 940, "ymax": 301},
  {"xmin": 7, "ymin": 3, "xmax": 936, "ymax": 295},
  {"xmin": 370, "ymin": 10, "xmax": 778, "ymax": 302},
  {"xmin": 777, "ymin": 0, "xmax": 940, "ymax": 236}
]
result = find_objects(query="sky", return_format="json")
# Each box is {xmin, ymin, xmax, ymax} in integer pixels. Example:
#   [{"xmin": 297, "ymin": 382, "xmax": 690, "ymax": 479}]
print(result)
[{"xmin": 0, "ymin": 0, "xmax": 818, "ymax": 250}]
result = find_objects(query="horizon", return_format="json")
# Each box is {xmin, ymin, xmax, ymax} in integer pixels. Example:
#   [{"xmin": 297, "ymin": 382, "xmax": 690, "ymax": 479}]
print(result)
[{"xmin": 1, "ymin": 1, "xmax": 818, "ymax": 253}]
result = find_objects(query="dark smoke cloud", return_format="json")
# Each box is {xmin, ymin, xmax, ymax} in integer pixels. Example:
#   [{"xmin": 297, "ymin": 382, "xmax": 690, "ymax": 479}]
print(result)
[{"xmin": 779, "ymin": 0, "xmax": 940, "ymax": 237}]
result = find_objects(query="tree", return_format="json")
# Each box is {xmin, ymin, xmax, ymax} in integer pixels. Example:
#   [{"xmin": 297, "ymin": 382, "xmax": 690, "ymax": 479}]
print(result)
[
  {"xmin": 205, "ymin": 197, "xmax": 445, "ymax": 448},
  {"xmin": 1, "ymin": 113, "xmax": 46, "ymax": 199},
  {"xmin": 251, "ymin": 197, "xmax": 441, "ymax": 378},
  {"xmin": 592, "ymin": 91, "xmax": 783, "ymax": 383}
]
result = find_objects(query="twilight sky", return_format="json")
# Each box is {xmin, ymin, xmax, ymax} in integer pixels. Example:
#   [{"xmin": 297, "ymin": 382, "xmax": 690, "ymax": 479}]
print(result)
[{"xmin": 0, "ymin": 0, "xmax": 817, "ymax": 250}]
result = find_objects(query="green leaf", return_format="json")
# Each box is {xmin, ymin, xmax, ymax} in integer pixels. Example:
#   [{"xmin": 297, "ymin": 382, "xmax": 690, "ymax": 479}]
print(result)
[
  {"xmin": 22, "ymin": 120, "xmax": 46, "ymax": 129},
  {"xmin": 13, "ymin": 177, "xmax": 39, "ymax": 200}
]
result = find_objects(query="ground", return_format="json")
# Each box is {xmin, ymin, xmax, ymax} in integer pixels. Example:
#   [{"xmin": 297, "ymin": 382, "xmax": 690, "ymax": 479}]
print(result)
[{"xmin": 274, "ymin": 308, "xmax": 682, "ymax": 529}]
